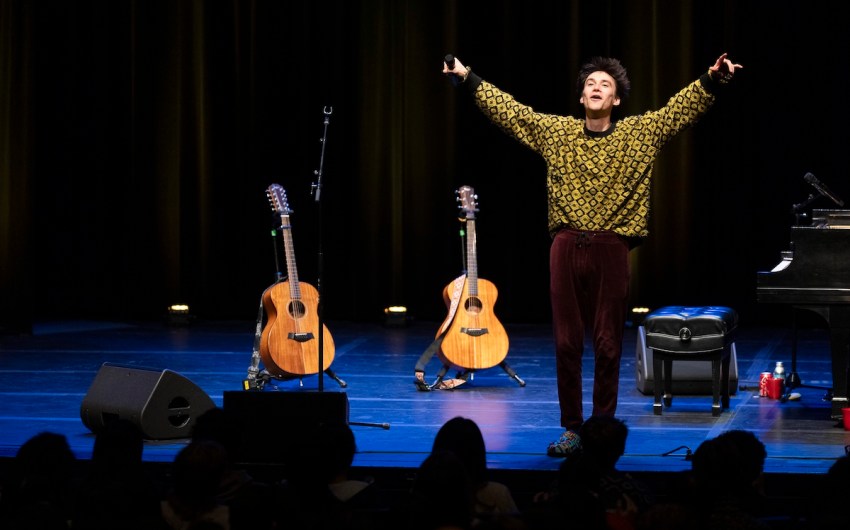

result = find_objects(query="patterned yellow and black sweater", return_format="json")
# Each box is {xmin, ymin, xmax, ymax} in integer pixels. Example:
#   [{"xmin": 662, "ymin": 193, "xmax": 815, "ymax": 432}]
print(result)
[{"xmin": 465, "ymin": 71, "xmax": 721, "ymax": 240}]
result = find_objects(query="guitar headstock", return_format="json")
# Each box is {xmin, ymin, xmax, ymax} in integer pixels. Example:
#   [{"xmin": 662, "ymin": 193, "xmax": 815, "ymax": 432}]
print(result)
[
  {"xmin": 457, "ymin": 185, "xmax": 478, "ymax": 220},
  {"xmin": 266, "ymin": 183, "xmax": 292, "ymax": 216}
]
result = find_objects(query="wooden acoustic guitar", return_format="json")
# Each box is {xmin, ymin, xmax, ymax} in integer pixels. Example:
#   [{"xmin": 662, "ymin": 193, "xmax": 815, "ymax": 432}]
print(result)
[
  {"xmin": 259, "ymin": 184, "xmax": 335, "ymax": 377},
  {"xmin": 437, "ymin": 185, "xmax": 509, "ymax": 370}
]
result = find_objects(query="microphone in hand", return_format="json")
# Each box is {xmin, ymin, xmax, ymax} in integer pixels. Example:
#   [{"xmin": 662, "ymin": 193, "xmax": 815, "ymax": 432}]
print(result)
[
  {"xmin": 804, "ymin": 172, "xmax": 845, "ymax": 207},
  {"xmin": 444, "ymin": 54, "xmax": 461, "ymax": 86}
]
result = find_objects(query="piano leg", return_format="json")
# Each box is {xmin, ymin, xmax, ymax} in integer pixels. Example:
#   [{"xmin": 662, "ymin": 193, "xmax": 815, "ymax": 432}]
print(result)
[
  {"xmin": 828, "ymin": 310, "xmax": 850, "ymax": 421},
  {"xmin": 789, "ymin": 305, "xmax": 846, "ymax": 414},
  {"xmin": 786, "ymin": 309, "xmax": 802, "ymax": 392},
  {"xmin": 784, "ymin": 312, "xmax": 828, "ymax": 401},
  {"xmin": 782, "ymin": 308, "xmax": 833, "ymax": 402}
]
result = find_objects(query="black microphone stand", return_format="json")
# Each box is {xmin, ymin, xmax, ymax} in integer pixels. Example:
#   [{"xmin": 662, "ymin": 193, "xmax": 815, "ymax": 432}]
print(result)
[
  {"xmin": 790, "ymin": 193, "xmax": 820, "ymax": 226},
  {"xmin": 310, "ymin": 108, "xmax": 349, "ymax": 392},
  {"xmin": 311, "ymin": 107, "xmax": 331, "ymax": 392},
  {"xmin": 311, "ymin": 107, "xmax": 389, "ymax": 429}
]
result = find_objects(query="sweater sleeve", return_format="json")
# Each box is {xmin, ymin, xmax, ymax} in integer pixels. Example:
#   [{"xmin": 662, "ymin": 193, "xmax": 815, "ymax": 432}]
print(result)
[
  {"xmin": 466, "ymin": 77, "xmax": 567, "ymax": 155},
  {"xmin": 465, "ymin": 70, "xmax": 483, "ymax": 93}
]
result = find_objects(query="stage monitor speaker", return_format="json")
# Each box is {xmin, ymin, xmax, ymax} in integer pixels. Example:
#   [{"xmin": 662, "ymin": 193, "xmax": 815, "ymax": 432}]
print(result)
[
  {"xmin": 222, "ymin": 390, "xmax": 349, "ymax": 465},
  {"xmin": 635, "ymin": 326, "xmax": 738, "ymax": 395},
  {"xmin": 80, "ymin": 362, "xmax": 216, "ymax": 440}
]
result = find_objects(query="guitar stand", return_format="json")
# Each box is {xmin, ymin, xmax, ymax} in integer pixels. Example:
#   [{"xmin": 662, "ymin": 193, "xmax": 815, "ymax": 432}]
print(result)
[
  {"xmin": 497, "ymin": 360, "xmax": 527, "ymax": 386},
  {"xmin": 426, "ymin": 363, "xmax": 455, "ymax": 390},
  {"xmin": 244, "ymin": 336, "xmax": 347, "ymax": 391},
  {"xmin": 244, "ymin": 369, "xmax": 347, "ymax": 392},
  {"xmin": 414, "ymin": 328, "xmax": 526, "ymax": 390},
  {"xmin": 324, "ymin": 368, "xmax": 347, "ymax": 388},
  {"xmin": 425, "ymin": 360, "xmax": 526, "ymax": 390}
]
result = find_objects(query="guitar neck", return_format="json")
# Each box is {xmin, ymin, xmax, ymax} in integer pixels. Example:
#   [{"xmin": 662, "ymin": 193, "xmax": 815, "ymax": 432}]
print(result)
[
  {"xmin": 466, "ymin": 219, "xmax": 478, "ymax": 296},
  {"xmin": 280, "ymin": 214, "xmax": 301, "ymax": 300}
]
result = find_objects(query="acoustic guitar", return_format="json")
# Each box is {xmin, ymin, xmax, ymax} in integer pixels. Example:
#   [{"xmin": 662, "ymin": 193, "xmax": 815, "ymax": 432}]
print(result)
[
  {"xmin": 259, "ymin": 183, "xmax": 335, "ymax": 377},
  {"xmin": 437, "ymin": 185, "xmax": 509, "ymax": 370}
]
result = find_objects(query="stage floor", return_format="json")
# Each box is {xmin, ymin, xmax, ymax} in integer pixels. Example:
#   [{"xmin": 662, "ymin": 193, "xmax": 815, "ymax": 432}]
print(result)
[{"xmin": 1, "ymin": 317, "xmax": 848, "ymax": 482}]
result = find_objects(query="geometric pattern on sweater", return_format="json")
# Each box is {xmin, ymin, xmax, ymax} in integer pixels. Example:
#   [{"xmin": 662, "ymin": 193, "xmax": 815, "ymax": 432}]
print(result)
[{"xmin": 473, "ymin": 78, "xmax": 716, "ymax": 238}]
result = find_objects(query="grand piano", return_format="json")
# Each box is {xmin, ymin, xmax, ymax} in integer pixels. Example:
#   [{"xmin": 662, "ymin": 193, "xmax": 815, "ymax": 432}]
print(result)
[{"xmin": 757, "ymin": 209, "xmax": 850, "ymax": 420}]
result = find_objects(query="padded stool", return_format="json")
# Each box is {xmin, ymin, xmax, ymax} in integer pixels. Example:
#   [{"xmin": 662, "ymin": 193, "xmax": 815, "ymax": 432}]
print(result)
[{"xmin": 643, "ymin": 306, "xmax": 738, "ymax": 416}]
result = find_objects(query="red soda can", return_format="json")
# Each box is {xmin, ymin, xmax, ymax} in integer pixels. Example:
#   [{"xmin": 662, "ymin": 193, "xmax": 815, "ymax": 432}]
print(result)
[{"xmin": 759, "ymin": 372, "xmax": 773, "ymax": 397}]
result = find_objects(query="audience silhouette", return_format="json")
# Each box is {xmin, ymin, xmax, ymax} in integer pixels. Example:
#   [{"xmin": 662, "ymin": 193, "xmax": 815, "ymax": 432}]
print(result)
[
  {"xmin": 161, "ymin": 439, "xmax": 231, "ymax": 530},
  {"xmin": 0, "ymin": 431, "xmax": 77, "ymax": 530},
  {"xmin": 431, "ymin": 416, "xmax": 520, "ymax": 519},
  {"xmin": 807, "ymin": 453, "xmax": 850, "ymax": 530},
  {"xmin": 637, "ymin": 428, "xmax": 769, "ymax": 530},
  {"xmin": 276, "ymin": 418, "xmax": 389, "ymax": 530},
  {"xmin": 527, "ymin": 416, "xmax": 650, "ymax": 530},
  {"xmin": 688, "ymin": 429, "xmax": 769, "ymax": 530},
  {"xmin": 398, "ymin": 448, "xmax": 476, "ymax": 530},
  {"xmin": 3, "ymin": 417, "xmax": 847, "ymax": 530},
  {"xmin": 71, "ymin": 419, "xmax": 167, "ymax": 530},
  {"xmin": 190, "ymin": 406, "xmax": 277, "ymax": 530}
]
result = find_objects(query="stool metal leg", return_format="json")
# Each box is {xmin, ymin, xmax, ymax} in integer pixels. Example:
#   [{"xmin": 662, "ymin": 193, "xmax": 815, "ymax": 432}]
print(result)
[
  {"xmin": 663, "ymin": 359, "xmax": 674, "ymax": 408},
  {"xmin": 721, "ymin": 346, "xmax": 732, "ymax": 409},
  {"xmin": 652, "ymin": 352, "xmax": 664, "ymax": 415},
  {"xmin": 711, "ymin": 357, "xmax": 722, "ymax": 416}
]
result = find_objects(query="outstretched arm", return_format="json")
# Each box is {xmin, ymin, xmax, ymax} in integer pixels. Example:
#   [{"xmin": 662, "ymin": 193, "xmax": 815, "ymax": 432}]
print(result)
[{"xmin": 708, "ymin": 53, "xmax": 743, "ymax": 84}]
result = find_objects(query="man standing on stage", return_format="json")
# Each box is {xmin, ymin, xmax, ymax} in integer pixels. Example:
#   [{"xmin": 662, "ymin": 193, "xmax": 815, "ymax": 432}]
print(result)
[{"xmin": 443, "ymin": 52, "xmax": 741, "ymax": 456}]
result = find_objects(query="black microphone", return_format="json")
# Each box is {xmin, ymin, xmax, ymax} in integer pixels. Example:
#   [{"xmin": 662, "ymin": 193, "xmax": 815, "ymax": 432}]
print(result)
[
  {"xmin": 444, "ymin": 54, "xmax": 461, "ymax": 86},
  {"xmin": 803, "ymin": 172, "xmax": 845, "ymax": 207}
]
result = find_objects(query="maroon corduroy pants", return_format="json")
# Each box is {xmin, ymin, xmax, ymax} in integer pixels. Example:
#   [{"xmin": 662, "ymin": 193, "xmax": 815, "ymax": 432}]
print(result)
[{"xmin": 550, "ymin": 228, "xmax": 630, "ymax": 430}]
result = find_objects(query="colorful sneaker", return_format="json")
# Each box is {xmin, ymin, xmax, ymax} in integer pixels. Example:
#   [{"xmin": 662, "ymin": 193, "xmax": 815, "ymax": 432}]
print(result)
[{"xmin": 546, "ymin": 430, "xmax": 582, "ymax": 457}]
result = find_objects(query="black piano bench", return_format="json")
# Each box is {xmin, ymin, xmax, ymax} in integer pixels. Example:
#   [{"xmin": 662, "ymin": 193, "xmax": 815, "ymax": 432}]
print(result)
[{"xmin": 643, "ymin": 306, "xmax": 739, "ymax": 417}]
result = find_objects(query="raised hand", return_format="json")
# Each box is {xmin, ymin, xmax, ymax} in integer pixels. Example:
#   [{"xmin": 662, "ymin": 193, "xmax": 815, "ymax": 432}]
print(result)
[{"xmin": 709, "ymin": 52, "xmax": 743, "ymax": 83}]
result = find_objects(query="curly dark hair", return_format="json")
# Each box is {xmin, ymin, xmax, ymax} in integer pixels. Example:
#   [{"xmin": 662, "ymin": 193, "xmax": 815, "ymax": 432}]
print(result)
[{"xmin": 575, "ymin": 57, "xmax": 631, "ymax": 101}]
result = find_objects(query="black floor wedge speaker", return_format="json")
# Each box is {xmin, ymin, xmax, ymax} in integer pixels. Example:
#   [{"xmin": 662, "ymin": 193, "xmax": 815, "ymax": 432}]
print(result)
[
  {"xmin": 222, "ymin": 390, "xmax": 350, "ymax": 465},
  {"xmin": 80, "ymin": 362, "xmax": 216, "ymax": 440}
]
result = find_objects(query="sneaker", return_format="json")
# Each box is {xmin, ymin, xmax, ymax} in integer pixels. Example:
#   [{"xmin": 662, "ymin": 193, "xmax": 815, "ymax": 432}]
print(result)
[{"xmin": 546, "ymin": 430, "xmax": 582, "ymax": 457}]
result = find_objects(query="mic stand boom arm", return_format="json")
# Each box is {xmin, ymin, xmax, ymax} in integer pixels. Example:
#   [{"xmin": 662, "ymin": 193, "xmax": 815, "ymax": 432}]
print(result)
[{"xmin": 790, "ymin": 193, "xmax": 820, "ymax": 225}]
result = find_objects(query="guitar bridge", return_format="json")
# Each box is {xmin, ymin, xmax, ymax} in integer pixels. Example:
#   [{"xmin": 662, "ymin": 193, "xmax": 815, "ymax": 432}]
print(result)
[
  {"xmin": 460, "ymin": 327, "xmax": 489, "ymax": 337},
  {"xmin": 288, "ymin": 332, "xmax": 315, "ymax": 342}
]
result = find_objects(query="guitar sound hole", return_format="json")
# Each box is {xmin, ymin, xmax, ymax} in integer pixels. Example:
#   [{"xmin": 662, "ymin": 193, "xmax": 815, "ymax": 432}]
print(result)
[
  {"xmin": 464, "ymin": 297, "xmax": 483, "ymax": 314},
  {"xmin": 287, "ymin": 300, "xmax": 307, "ymax": 318}
]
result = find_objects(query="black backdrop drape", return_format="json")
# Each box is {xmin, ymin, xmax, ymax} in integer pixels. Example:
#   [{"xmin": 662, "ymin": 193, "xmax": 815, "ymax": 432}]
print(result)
[{"xmin": 2, "ymin": 0, "xmax": 848, "ymax": 330}]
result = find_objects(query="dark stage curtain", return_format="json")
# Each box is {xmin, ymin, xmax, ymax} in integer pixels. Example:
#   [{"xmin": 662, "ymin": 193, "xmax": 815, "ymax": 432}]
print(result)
[{"xmin": 1, "ymin": 0, "xmax": 848, "ymax": 328}]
